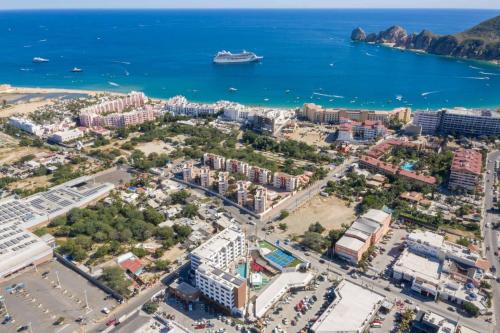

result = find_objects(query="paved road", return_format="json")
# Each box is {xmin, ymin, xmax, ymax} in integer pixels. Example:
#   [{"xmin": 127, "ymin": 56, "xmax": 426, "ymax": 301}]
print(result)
[
  {"xmin": 262, "ymin": 157, "xmax": 356, "ymax": 222},
  {"xmin": 483, "ymin": 150, "xmax": 500, "ymax": 331},
  {"xmin": 91, "ymin": 262, "xmax": 190, "ymax": 333},
  {"xmin": 259, "ymin": 229, "xmax": 495, "ymax": 333}
]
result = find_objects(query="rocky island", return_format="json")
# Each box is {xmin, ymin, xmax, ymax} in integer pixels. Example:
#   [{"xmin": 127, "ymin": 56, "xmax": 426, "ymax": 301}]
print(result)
[{"xmin": 351, "ymin": 15, "xmax": 500, "ymax": 63}]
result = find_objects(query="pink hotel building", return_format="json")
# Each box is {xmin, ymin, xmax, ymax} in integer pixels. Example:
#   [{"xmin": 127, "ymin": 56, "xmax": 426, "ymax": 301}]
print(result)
[{"xmin": 79, "ymin": 92, "xmax": 158, "ymax": 128}]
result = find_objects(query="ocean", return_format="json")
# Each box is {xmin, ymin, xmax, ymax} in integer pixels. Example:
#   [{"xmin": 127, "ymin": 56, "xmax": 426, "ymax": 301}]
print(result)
[{"xmin": 0, "ymin": 9, "xmax": 499, "ymax": 110}]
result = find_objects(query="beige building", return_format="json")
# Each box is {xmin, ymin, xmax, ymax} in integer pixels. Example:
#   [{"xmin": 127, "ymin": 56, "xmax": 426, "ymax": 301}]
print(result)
[
  {"xmin": 218, "ymin": 171, "xmax": 230, "ymax": 196},
  {"xmin": 302, "ymin": 103, "xmax": 411, "ymax": 125},
  {"xmin": 199, "ymin": 166, "xmax": 212, "ymax": 188},
  {"xmin": 254, "ymin": 186, "xmax": 268, "ymax": 213}
]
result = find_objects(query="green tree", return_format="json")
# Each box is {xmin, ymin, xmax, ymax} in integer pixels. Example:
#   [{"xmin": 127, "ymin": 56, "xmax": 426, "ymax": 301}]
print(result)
[
  {"xmin": 301, "ymin": 231, "xmax": 328, "ymax": 252},
  {"xmin": 142, "ymin": 301, "xmax": 158, "ymax": 314},
  {"xmin": 170, "ymin": 190, "xmax": 190, "ymax": 204},
  {"xmin": 173, "ymin": 224, "xmax": 192, "ymax": 240},
  {"xmin": 308, "ymin": 222, "xmax": 325, "ymax": 234},
  {"xmin": 100, "ymin": 267, "xmax": 132, "ymax": 297},
  {"xmin": 463, "ymin": 301, "xmax": 479, "ymax": 317},
  {"xmin": 278, "ymin": 223, "xmax": 288, "ymax": 231},
  {"xmin": 181, "ymin": 203, "xmax": 199, "ymax": 218},
  {"xmin": 278, "ymin": 210, "xmax": 290, "ymax": 220},
  {"xmin": 154, "ymin": 259, "xmax": 170, "ymax": 272}
]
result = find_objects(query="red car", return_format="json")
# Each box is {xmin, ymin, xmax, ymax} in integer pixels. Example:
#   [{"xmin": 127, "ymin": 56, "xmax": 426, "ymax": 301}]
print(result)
[{"xmin": 106, "ymin": 319, "xmax": 117, "ymax": 327}]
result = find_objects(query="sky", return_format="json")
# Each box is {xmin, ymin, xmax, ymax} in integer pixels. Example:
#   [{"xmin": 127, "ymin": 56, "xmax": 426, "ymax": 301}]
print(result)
[{"xmin": 0, "ymin": 0, "xmax": 498, "ymax": 10}]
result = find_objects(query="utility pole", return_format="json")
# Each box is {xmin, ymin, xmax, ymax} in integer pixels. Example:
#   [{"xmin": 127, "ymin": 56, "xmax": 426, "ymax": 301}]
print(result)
[
  {"xmin": 84, "ymin": 289, "xmax": 89, "ymax": 310},
  {"xmin": 55, "ymin": 271, "xmax": 62, "ymax": 289}
]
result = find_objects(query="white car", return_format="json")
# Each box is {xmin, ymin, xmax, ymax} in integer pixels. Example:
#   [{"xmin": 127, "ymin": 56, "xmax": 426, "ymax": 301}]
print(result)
[{"xmin": 102, "ymin": 307, "xmax": 110, "ymax": 314}]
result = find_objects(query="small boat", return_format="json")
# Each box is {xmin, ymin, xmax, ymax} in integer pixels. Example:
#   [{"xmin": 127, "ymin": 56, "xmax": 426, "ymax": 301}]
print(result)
[
  {"xmin": 71, "ymin": 67, "xmax": 83, "ymax": 73},
  {"xmin": 228, "ymin": 87, "xmax": 238, "ymax": 92},
  {"xmin": 32, "ymin": 57, "xmax": 49, "ymax": 63}
]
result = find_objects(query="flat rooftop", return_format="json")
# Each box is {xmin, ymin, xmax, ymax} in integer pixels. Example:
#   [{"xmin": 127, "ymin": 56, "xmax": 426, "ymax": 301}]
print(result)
[
  {"xmin": 407, "ymin": 230, "xmax": 444, "ymax": 248},
  {"xmin": 0, "ymin": 176, "xmax": 114, "ymax": 229},
  {"xmin": 311, "ymin": 281, "xmax": 384, "ymax": 333},
  {"xmin": 190, "ymin": 225, "xmax": 243, "ymax": 260},
  {"xmin": 255, "ymin": 271, "xmax": 313, "ymax": 318},
  {"xmin": 394, "ymin": 250, "xmax": 441, "ymax": 284},
  {"xmin": 336, "ymin": 235, "xmax": 366, "ymax": 251}
]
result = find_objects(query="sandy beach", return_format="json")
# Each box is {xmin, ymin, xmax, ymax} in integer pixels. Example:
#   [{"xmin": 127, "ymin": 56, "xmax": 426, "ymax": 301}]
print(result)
[{"xmin": 0, "ymin": 84, "xmax": 122, "ymax": 96}]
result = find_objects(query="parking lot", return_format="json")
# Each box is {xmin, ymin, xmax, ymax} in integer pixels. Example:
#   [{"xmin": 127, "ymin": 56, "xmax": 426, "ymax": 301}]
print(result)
[
  {"xmin": 0, "ymin": 260, "xmax": 117, "ymax": 333},
  {"xmin": 158, "ymin": 294, "xmax": 243, "ymax": 333},
  {"xmin": 368, "ymin": 227, "xmax": 408, "ymax": 277},
  {"xmin": 260, "ymin": 273, "xmax": 335, "ymax": 333}
]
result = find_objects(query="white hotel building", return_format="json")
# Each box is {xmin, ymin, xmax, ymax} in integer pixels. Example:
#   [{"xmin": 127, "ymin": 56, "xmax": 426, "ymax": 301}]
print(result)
[
  {"xmin": 195, "ymin": 263, "xmax": 247, "ymax": 316},
  {"xmin": 190, "ymin": 225, "xmax": 246, "ymax": 271}
]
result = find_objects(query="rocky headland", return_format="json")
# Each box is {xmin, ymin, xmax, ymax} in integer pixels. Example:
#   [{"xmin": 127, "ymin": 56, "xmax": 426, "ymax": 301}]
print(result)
[{"xmin": 351, "ymin": 15, "xmax": 500, "ymax": 63}]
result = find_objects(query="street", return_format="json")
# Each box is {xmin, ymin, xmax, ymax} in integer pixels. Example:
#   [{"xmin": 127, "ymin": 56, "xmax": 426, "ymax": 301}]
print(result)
[{"xmin": 482, "ymin": 150, "xmax": 500, "ymax": 331}]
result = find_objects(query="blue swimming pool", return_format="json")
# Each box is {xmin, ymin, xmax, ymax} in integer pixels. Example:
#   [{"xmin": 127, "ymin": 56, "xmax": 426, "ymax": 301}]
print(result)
[{"xmin": 401, "ymin": 161, "xmax": 416, "ymax": 171}]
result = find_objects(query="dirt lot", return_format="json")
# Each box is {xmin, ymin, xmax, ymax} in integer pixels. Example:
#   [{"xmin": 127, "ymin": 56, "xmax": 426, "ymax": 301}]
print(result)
[
  {"xmin": 282, "ymin": 195, "xmax": 356, "ymax": 236},
  {"xmin": 161, "ymin": 244, "xmax": 187, "ymax": 263},
  {"xmin": 0, "ymin": 138, "xmax": 48, "ymax": 165},
  {"xmin": 8, "ymin": 175, "xmax": 51, "ymax": 191},
  {"xmin": 284, "ymin": 124, "xmax": 335, "ymax": 148},
  {"xmin": 136, "ymin": 140, "xmax": 175, "ymax": 155},
  {"xmin": 0, "ymin": 98, "xmax": 54, "ymax": 118}
]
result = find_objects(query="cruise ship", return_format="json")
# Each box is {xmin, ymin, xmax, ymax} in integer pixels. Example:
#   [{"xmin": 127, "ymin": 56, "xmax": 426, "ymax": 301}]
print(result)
[
  {"xmin": 32, "ymin": 57, "xmax": 49, "ymax": 63},
  {"xmin": 213, "ymin": 50, "xmax": 263, "ymax": 64}
]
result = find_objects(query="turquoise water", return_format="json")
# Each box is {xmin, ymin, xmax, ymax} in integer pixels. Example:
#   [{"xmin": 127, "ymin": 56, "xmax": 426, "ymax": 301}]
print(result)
[
  {"xmin": 237, "ymin": 263, "xmax": 247, "ymax": 278},
  {"xmin": 401, "ymin": 161, "xmax": 416, "ymax": 171},
  {"xmin": 0, "ymin": 9, "xmax": 499, "ymax": 109}
]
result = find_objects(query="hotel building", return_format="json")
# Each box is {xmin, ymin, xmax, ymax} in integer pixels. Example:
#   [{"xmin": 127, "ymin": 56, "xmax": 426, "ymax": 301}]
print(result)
[
  {"xmin": 448, "ymin": 149, "xmax": 482, "ymax": 192},
  {"xmin": 302, "ymin": 103, "xmax": 411, "ymax": 125},
  {"xmin": 49, "ymin": 128, "xmax": 84, "ymax": 143},
  {"xmin": 413, "ymin": 108, "xmax": 500, "ymax": 137},
  {"xmin": 195, "ymin": 264, "xmax": 247, "ymax": 316},
  {"xmin": 190, "ymin": 225, "xmax": 245, "ymax": 271}
]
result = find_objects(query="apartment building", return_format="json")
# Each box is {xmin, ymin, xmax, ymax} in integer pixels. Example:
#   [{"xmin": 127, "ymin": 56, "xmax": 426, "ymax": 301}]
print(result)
[
  {"xmin": 182, "ymin": 162, "xmax": 195, "ymax": 183},
  {"xmin": 225, "ymin": 159, "xmax": 249, "ymax": 176},
  {"xmin": 203, "ymin": 153, "xmax": 226, "ymax": 170},
  {"xmin": 449, "ymin": 149, "xmax": 482, "ymax": 192},
  {"xmin": 218, "ymin": 172, "xmax": 230, "ymax": 196},
  {"xmin": 249, "ymin": 166, "xmax": 271, "ymax": 185},
  {"xmin": 254, "ymin": 186, "xmax": 268, "ymax": 214},
  {"xmin": 273, "ymin": 172, "xmax": 300, "ymax": 191},
  {"xmin": 195, "ymin": 263, "xmax": 247, "ymax": 316},
  {"xmin": 236, "ymin": 181, "xmax": 249, "ymax": 206},
  {"xmin": 199, "ymin": 166, "xmax": 213, "ymax": 188},
  {"xmin": 190, "ymin": 226, "xmax": 246, "ymax": 271}
]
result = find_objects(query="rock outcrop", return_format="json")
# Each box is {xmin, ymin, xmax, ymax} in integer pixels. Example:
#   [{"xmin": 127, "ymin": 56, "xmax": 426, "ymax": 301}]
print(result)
[{"xmin": 351, "ymin": 15, "xmax": 500, "ymax": 63}]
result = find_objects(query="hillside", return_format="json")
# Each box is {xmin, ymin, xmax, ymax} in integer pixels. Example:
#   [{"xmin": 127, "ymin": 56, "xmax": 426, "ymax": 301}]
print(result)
[{"xmin": 351, "ymin": 15, "xmax": 500, "ymax": 63}]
